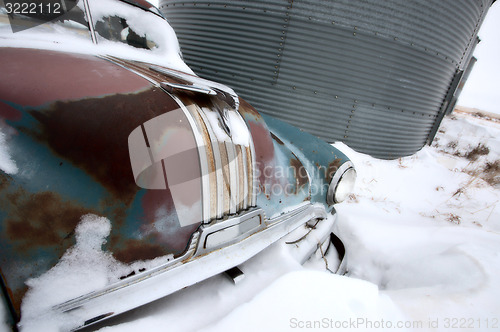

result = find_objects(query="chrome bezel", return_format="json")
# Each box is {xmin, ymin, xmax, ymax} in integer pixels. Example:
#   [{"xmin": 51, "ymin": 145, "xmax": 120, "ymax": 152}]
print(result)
[{"xmin": 326, "ymin": 161, "xmax": 355, "ymax": 205}]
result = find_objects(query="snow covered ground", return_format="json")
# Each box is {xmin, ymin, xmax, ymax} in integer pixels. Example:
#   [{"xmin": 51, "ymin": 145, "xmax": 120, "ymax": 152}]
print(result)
[{"xmin": 85, "ymin": 110, "xmax": 500, "ymax": 332}]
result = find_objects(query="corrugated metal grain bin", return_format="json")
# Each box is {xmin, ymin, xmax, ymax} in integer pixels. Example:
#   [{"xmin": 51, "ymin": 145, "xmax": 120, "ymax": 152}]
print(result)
[{"xmin": 160, "ymin": 0, "xmax": 492, "ymax": 159}]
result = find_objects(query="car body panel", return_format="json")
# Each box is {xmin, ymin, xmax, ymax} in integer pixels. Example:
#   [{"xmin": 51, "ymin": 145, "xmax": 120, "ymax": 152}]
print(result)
[
  {"xmin": 0, "ymin": 0, "xmax": 355, "ymax": 329},
  {"xmin": 0, "ymin": 48, "xmax": 152, "ymax": 107},
  {"xmin": 262, "ymin": 114, "xmax": 351, "ymax": 203},
  {"xmin": 0, "ymin": 48, "xmax": 202, "ymax": 315}
]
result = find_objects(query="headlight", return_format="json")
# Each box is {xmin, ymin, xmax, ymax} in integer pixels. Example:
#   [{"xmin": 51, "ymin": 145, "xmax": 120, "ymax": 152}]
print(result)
[{"xmin": 327, "ymin": 161, "xmax": 356, "ymax": 204}]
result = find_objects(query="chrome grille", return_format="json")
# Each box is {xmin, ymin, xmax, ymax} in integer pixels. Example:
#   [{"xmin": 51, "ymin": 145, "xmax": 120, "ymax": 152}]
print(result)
[
  {"xmin": 102, "ymin": 56, "xmax": 256, "ymax": 223},
  {"xmin": 195, "ymin": 105, "xmax": 255, "ymax": 219}
]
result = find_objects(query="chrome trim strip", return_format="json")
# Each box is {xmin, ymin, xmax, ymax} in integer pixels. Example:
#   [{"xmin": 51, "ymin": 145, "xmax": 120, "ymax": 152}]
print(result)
[
  {"xmin": 213, "ymin": 148, "xmax": 224, "ymax": 219},
  {"xmin": 52, "ymin": 231, "xmax": 200, "ymax": 314},
  {"xmin": 240, "ymin": 145, "xmax": 249, "ymax": 209},
  {"xmin": 230, "ymin": 110, "xmax": 250, "ymax": 210},
  {"xmin": 150, "ymin": 65, "xmax": 240, "ymax": 112},
  {"xmin": 326, "ymin": 161, "xmax": 355, "ymax": 205},
  {"xmin": 225, "ymin": 141, "xmax": 239, "ymax": 214},
  {"xmin": 160, "ymin": 82, "xmax": 216, "ymax": 95},
  {"xmin": 83, "ymin": 0, "xmax": 97, "ymax": 44},
  {"xmin": 197, "ymin": 107, "xmax": 225, "ymax": 219},
  {"xmin": 165, "ymin": 97, "xmax": 211, "ymax": 223}
]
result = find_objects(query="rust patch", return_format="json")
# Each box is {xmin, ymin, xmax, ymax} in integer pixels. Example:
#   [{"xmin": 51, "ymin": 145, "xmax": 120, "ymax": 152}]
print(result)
[
  {"xmin": 4, "ymin": 190, "xmax": 98, "ymax": 251},
  {"xmin": 113, "ymin": 239, "xmax": 168, "ymax": 263},
  {"xmin": 237, "ymin": 98, "xmax": 261, "ymax": 119},
  {"xmin": 290, "ymin": 154, "xmax": 309, "ymax": 191},
  {"xmin": 99, "ymin": 196, "xmax": 128, "ymax": 228},
  {"xmin": 326, "ymin": 158, "xmax": 343, "ymax": 183},
  {"xmin": 0, "ymin": 172, "xmax": 11, "ymax": 192},
  {"xmin": 27, "ymin": 88, "xmax": 178, "ymax": 204},
  {"xmin": 9, "ymin": 285, "xmax": 27, "ymax": 320},
  {"xmin": 248, "ymin": 121, "xmax": 274, "ymax": 186}
]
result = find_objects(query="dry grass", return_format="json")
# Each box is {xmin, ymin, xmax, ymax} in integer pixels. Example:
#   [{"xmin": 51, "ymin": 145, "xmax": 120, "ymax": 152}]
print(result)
[
  {"xmin": 447, "ymin": 141, "xmax": 458, "ymax": 149},
  {"xmin": 460, "ymin": 158, "xmax": 500, "ymax": 188},
  {"xmin": 446, "ymin": 213, "xmax": 461, "ymax": 225},
  {"xmin": 398, "ymin": 158, "xmax": 408, "ymax": 168},
  {"xmin": 483, "ymin": 160, "xmax": 500, "ymax": 187},
  {"xmin": 465, "ymin": 143, "xmax": 490, "ymax": 161}
]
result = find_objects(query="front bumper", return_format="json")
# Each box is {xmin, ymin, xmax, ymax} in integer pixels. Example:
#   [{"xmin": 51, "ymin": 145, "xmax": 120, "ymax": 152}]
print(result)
[{"xmin": 20, "ymin": 203, "xmax": 335, "ymax": 331}]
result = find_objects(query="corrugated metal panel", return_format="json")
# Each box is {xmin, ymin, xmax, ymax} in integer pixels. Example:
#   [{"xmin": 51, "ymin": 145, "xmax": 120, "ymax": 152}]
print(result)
[{"xmin": 160, "ymin": 0, "xmax": 492, "ymax": 159}]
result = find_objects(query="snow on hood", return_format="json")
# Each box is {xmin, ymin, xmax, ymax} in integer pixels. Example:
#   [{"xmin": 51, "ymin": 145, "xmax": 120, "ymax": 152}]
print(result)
[
  {"xmin": 20, "ymin": 215, "xmax": 121, "ymax": 320},
  {"xmin": 0, "ymin": 127, "xmax": 18, "ymax": 175},
  {"xmin": 19, "ymin": 214, "xmax": 174, "ymax": 331}
]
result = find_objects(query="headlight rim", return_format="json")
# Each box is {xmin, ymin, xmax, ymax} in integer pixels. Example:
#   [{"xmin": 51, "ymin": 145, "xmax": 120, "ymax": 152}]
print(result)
[{"xmin": 326, "ymin": 161, "xmax": 356, "ymax": 205}]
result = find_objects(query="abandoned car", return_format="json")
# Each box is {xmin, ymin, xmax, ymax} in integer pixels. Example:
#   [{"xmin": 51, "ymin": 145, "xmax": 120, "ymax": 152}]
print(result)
[{"xmin": 0, "ymin": 0, "xmax": 356, "ymax": 330}]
